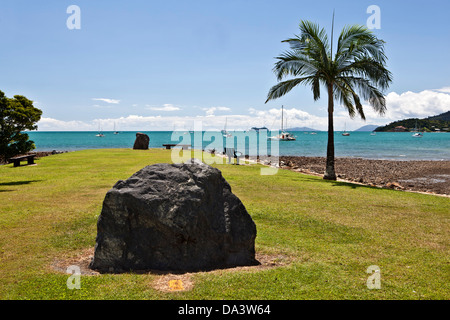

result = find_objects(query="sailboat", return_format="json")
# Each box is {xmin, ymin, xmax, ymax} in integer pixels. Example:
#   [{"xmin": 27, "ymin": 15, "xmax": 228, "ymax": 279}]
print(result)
[
  {"xmin": 342, "ymin": 123, "xmax": 350, "ymax": 136},
  {"xmin": 113, "ymin": 122, "xmax": 119, "ymax": 134},
  {"xmin": 221, "ymin": 117, "xmax": 232, "ymax": 137},
  {"xmin": 268, "ymin": 105, "xmax": 296, "ymax": 141},
  {"xmin": 412, "ymin": 121, "xmax": 423, "ymax": 137},
  {"xmin": 96, "ymin": 124, "xmax": 105, "ymax": 137}
]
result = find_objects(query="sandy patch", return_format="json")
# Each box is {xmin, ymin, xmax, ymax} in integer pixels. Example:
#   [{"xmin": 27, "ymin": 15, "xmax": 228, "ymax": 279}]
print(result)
[
  {"xmin": 51, "ymin": 247, "xmax": 99, "ymax": 275},
  {"xmin": 51, "ymin": 249, "xmax": 294, "ymax": 292},
  {"xmin": 150, "ymin": 253, "xmax": 293, "ymax": 292}
]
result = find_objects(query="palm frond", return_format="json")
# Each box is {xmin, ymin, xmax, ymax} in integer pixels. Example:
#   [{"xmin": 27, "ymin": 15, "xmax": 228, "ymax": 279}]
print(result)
[
  {"xmin": 282, "ymin": 20, "xmax": 331, "ymax": 70},
  {"xmin": 337, "ymin": 76, "xmax": 387, "ymax": 116},
  {"xmin": 273, "ymin": 51, "xmax": 319, "ymax": 81},
  {"xmin": 333, "ymin": 81, "xmax": 357, "ymax": 118},
  {"xmin": 339, "ymin": 57, "xmax": 393, "ymax": 91},
  {"xmin": 335, "ymin": 25, "xmax": 388, "ymax": 70},
  {"xmin": 265, "ymin": 76, "xmax": 314, "ymax": 103},
  {"xmin": 312, "ymin": 73, "xmax": 322, "ymax": 101}
]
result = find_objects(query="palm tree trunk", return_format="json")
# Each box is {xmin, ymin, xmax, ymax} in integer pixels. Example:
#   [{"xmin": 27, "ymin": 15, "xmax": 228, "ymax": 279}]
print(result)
[{"xmin": 324, "ymin": 82, "xmax": 337, "ymax": 180}]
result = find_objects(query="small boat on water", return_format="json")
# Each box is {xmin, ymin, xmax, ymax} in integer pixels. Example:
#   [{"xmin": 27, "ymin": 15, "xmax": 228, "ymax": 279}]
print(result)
[
  {"xmin": 412, "ymin": 121, "xmax": 423, "ymax": 137},
  {"xmin": 221, "ymin": 117, "xmax": 232, "ymax": 137},
  {"xmin": 342, "ymin": 123, "xmax": 350, "ymax": 136},
  {"xmin": 96, "ymin": 125, "xmax": 105, "ymax": 137},
  {"xmin": 269, "ymin": 131, "xmax": 296, "ymax": 141},
  {"xmin": 268, "ymin": 105, "xmax": 296, "ymax": 141}
]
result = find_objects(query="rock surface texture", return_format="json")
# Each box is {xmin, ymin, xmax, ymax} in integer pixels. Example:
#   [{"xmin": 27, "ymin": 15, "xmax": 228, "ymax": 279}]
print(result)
[
  {"xmin": 132, "ymin": 132, "xmax": 149, "ymax": 150},
  {"xmin": 89, "ymin": 160, "xmax": 258, "ymax": 273}
]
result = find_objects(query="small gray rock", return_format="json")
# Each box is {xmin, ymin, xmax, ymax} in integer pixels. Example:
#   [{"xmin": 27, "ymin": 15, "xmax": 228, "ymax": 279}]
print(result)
[{"xmin": 132, "ymin": 132, "xmax": 149, "ymax": 150}]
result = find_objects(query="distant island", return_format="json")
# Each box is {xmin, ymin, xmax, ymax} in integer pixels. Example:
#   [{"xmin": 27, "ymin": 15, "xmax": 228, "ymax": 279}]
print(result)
[
  {"xmin": 375, "ymin": 111, "xmax": 450, "ymax": 132},
  {"xmin": 354, "ymin": 124, "xmax": 379, "ymax": 132},
  {"xmin": 285, "ymin": 126, "xmax": 321, "ymax": 131}
]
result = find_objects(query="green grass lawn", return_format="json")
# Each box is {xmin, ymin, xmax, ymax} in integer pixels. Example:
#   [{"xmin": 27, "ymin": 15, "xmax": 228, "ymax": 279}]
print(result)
[{"xmin": 0, "ymin": 148, "xmax": 448, "ymax": 299}]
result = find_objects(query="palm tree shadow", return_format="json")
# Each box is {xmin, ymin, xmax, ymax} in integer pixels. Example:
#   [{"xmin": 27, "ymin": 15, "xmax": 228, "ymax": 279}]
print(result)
[
  {"xmin": 0, "ymin": 180, "xmax": 42, "ymax": 192},
  {"xmin": 330, "ymin": 180, "xmax": 372, "ymax": 190},
  {"xmin": 300, "ymin": 175, "xmax": 377, "ymax": 191}
]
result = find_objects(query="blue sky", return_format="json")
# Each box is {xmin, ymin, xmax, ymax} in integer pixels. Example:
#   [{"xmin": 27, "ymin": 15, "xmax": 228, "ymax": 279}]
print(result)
[{"xmin": 1, "ymin": 0, "xmax": 449, "ymax": 130}]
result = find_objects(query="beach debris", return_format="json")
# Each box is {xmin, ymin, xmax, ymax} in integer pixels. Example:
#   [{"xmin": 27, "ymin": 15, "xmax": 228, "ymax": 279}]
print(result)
[
  {"xmin": 132, "ymin": 132, "xmax": 149, "ymax": 150},
  {"xmin": 89, "ymin": 162, "xmax": 258, "ymax": 273},
  {"xmin": 384, "ymin": 182, "xmax": 405, "ymax": 190}
]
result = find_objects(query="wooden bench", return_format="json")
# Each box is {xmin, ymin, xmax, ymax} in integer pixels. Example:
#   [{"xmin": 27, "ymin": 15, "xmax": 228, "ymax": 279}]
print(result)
[
  {"xmin": 8, "ymin": 154, "xmax": 36, "ymax": 167},
  {"xmin": 225, "ymin": 148, "xmax": 243, "ymax": 165},
  {"xmin": 163, "ymin": 144, "xmax": 191, "ymax": 150}
]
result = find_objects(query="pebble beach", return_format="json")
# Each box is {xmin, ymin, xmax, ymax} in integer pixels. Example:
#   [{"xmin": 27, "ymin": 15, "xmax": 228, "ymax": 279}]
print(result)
[{"xmin": 280, "ymin": 156, "xmax": 450, "ymax": 196}]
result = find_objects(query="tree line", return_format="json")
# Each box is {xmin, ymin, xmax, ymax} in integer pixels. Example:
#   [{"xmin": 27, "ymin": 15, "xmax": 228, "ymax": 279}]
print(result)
[{"xmin": 375, "ymin": 115, "xmax": 450, "ymax": 132}]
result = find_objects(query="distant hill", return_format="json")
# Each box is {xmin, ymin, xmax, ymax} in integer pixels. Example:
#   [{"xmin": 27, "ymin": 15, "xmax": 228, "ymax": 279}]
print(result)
[
  {"xmin": 285, "ymin": 127, "xmax": 321, "ymax": 131},
  {"xmin": 375, "ymin": 111, "xmax": 450, "ymax": 132},
  {"xmin": 427, "ymin": 111, "xmax": 450, "ymax": 121},
  {"xmin": 355, "ymin": 124, "xmax": 379, "ymax": 132}
]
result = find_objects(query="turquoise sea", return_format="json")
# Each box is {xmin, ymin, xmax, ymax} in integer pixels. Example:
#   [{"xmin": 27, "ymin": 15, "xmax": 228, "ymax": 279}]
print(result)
[{"xmin": 26, "ymin": 131, "xmax": 450, "ymax": 160}]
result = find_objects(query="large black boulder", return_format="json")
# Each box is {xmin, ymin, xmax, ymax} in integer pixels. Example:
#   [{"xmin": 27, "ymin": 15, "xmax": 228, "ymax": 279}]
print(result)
[{"xmin": 89, "ymin": 160, "xmax": 258, "ymax": 273}]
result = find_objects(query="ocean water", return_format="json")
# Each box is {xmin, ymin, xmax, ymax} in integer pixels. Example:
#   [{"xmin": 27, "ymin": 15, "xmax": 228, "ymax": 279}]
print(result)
[{"xmin": 26, "ymin": 130, "xmax": 450, "ymax": 161}]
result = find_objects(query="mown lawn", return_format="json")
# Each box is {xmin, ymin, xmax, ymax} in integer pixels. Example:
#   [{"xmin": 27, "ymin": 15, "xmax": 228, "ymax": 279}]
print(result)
[{"xmin": 0, "ymin": 148, "xmax": 448, "ymax": 299}]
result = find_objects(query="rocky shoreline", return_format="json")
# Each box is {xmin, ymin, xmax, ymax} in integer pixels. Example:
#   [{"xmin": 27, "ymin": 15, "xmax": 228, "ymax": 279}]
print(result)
[{"xmin": 280, "ymin": 156, "xmax": 450, "ymax": 196}]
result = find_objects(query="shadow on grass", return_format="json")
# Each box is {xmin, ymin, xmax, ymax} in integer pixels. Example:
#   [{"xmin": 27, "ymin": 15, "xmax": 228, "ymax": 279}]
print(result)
[
  {"xmin": 0, "ymin": 180, "xmax": 42, "ymax": 192},
  {"xmin": 298, "ymin": 175, "xmax": 381, "ymax": 191}
]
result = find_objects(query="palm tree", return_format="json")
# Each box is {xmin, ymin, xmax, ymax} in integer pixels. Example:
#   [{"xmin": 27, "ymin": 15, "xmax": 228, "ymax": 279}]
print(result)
[{"xmin": 266, "ymin": 20, "xmax": 392, "ymax": 180}]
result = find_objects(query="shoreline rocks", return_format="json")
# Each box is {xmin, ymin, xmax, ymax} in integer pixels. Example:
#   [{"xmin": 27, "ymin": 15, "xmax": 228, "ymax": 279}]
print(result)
[{"xmin": 280, "ymin": 156, "xmax": 450, "ymax": 195}]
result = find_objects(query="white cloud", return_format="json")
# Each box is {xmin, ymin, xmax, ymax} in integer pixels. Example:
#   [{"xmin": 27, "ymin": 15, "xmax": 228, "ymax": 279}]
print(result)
[
  {"xmin": 92, "ymin": 98, "xmax": 120, "ymax": 104},
  {"xmin": 383, "ymin": 89, "xmax": 450, "ymax": 119},
  {"xmin": 147, "ymin": 104, "xmax": 181, "ymax": 112},
  {"xmin": 249, "ymin": 107, "xmax": 327, "ymax": 130},
  {"xmin": 37, "ymin": 117, "xmax": 96, "ymax": 131},
  {"xmin": 202, "ymin": 106, "xmax": 231, "ymax": 116},
  {"xmin": 333, "ymin": 87, "xmax": 450, "ymax": 129},
  {"xmin": 433, "ymin": 87, "xmax": 450, "ymax": 94},
  {"xmin": 36, "ymin": 108, "xmax": 326, "ymax": 131},
  {"xmin": 37, "ymin": 88, "xmax": 450, "ymax": 131}
]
